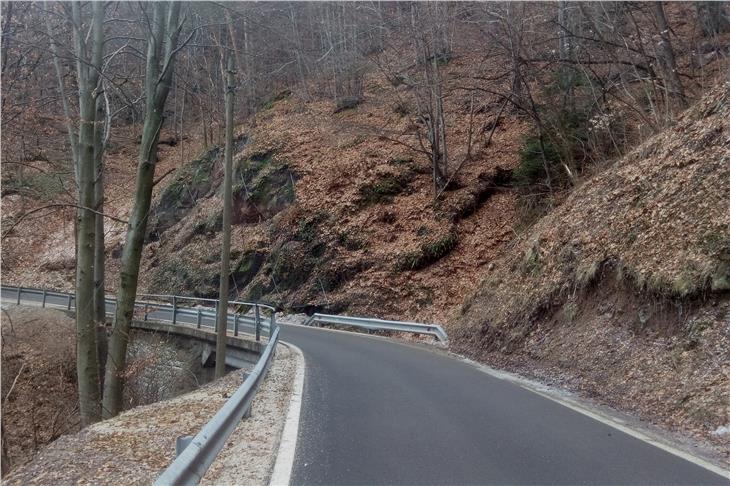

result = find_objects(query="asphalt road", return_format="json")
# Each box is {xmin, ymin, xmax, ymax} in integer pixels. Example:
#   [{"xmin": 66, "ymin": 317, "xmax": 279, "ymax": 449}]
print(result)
[
  {"xmin": 3, "ymin": 287, "xmax": 728, "ymax": 485},
  {"xmin": 281, "ymin": 324, "xmax": 729, "ymax": 486}
]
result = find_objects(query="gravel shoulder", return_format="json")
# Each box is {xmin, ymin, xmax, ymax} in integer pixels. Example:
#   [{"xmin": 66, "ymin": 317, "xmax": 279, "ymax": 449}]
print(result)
[
  {"xmin": 3, "ymin": 342, "xmax": 297, "ymax": 485},
  {"xmin": 202, "ymin": 343, "xmax": 298, "ymax": 485}
]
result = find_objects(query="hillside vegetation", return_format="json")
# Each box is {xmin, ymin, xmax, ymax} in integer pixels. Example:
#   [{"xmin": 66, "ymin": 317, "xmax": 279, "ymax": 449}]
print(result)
[
  {"xmin": 453, "ymin": 82, "xmax": 730, "ymax": 459},
  {"xmin": 2, "ymin": 0, "xmax": 729, "ymax": 461},
  {"xmin": 137, "ymin": 53, "xmax": 524, "ymax": 322}
]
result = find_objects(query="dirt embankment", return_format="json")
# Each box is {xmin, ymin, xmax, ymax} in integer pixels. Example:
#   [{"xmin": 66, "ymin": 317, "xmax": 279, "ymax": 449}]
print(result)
[
  {"xmin": 0, "ymin": 306, "xmax": 214, "ymax": 476},
  {"xmin": 3, "ymin": 339, "xmax": 297, "ymax": 486},
  {"xmin": 452, "ymin": 82, "xmax": 730, "ymax": 462}
]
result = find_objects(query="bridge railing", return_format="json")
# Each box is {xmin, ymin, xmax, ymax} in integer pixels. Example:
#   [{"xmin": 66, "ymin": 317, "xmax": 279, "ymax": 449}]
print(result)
[
  {"xmin": 1, "ymin": 285, "xmax": 277, "ymax": 341},
  {"xmin": 1, "ymin": 284, "xmax": 281, "ymax": 485},
  {"xmin": 304, "ymin": 312, "xmax": 448, "ymax": 343}
]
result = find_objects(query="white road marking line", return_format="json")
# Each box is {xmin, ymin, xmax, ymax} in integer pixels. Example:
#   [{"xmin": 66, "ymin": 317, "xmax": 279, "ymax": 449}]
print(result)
[
  {"xmin": 269, "ymin": 341, "xmax": 306, "ymax": 486},
  {"xmin": 456, "ymin": 354, "xmax": 730, "ymax": 480}
]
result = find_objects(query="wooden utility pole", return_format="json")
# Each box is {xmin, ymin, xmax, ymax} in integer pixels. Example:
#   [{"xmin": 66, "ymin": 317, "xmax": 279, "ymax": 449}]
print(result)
[{"xmin": 216, "ymin": 53, "xmax": 236, "ymax": 379}]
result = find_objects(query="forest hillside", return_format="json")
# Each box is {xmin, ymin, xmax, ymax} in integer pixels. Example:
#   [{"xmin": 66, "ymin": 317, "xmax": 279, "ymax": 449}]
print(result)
[{"xmin": 1, "ymin": 0, "xmax": 729, "ymax": 462}]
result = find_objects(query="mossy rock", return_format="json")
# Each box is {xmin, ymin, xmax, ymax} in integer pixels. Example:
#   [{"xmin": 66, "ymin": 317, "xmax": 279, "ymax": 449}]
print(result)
[
  {"xmin": 233, "ymin": 152, "xmax": 296, "ymax": 223},
  {"xmin": 192, "ymin": 211, "xmax": 223, "ymax": 236},
  {"xmin": 231, "ymin": 251, "xmax": 266, "ymax": 289},
  {"xmin": 338, "ymin": 231, "xmax": 366, "ymax": 251},
  {"xmin": 271, "ymin": 241, "xmax": 316, "ymax": 290},
  {"xmin": 148, "ymin": 258, "xmax": 218, "ymax": 298},
  {"xmin": 261, "ymin": 90, "xmax": 292, "ymax": 111},
  {"xmin": 317, "ymin": 260, "xmax": 372, "ymax": 292},
  {"xmin": 334, "ymin": 95, "xmax": 363, "ymax": 114},
  {"xmin": 151, "ymin": 146, "xmax": 221, "ymax": 237},
  {"xmin": 2, "ymin": 171, "xmax": 68, "ymax": 201},
  {"xmin": 294, "ymin": 212, "xmax": 329, "ymax": 243}
]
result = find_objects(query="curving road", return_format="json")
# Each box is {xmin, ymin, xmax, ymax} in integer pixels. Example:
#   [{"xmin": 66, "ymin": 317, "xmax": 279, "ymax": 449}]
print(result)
[
  {"xmin": 281, "ymin": 324, "xmax": 729, "ymax": 486},
  {"xmin": 2, "ymin": 287, "xmax": 728, "ymax": 485}
]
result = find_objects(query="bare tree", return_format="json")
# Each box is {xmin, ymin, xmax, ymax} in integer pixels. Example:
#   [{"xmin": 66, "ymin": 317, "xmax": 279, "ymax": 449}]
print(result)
[
  {"xmin": 652, "ymin": 2, "xmax": 687, "ymax": 109},
  {"xmin": 69, "ymin": 0, "xmax": 106, "ymax": 426},
  {"xmin": 103, "ymin": 2, "xmax": 185, "ymax": 418}
]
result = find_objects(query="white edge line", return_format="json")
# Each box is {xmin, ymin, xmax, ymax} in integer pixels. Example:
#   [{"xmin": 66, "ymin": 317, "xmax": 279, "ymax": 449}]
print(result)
[
  {"xmin": 269, "ymin": 341, "xmax": 306, "ymax": 486},
  {"xmin": 455, "ymin": 354, "xmax": 730, "ymax": 480}
]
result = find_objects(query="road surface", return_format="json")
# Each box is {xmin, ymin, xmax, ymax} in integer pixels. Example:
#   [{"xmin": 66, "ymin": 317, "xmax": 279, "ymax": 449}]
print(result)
[
  {"xmin": 282, "ymin": 324, "xmax": 728, "ymax": 485},
  {"xmin": 2, "ymin": 287, "xmax": 728, "ymax": 485}
]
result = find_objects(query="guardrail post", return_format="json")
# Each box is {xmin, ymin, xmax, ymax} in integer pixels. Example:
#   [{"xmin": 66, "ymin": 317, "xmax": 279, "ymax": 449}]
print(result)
[
  {"xmin": 16, "ymin": 287, "xmax": 21, "ymax": 305},
  {"xmin": 176, "ymin": 436, "xmax": 193, "ymax": 457},
  {"xmin": 67, "ymin": 294, "xmax": 72, "ymax": 310},
  {"xmin": 254, "ymin": 305, "xmax": 261, "ymax": 342},
  {"xmin": 197, "ymin": 308, "xmax": 202, "ymax": 329},
  {"xmin": 234, "ymin": 313, "xmax": 239, "ymax": 336},
  {"xmin": 144, "ymin": 306, "xmax": 149, "ymax": 321},
  {"xmin": 270, "ymin": 312, "xmax": 276, "ymax": 337},
  {"xmin": 42, "ymin": 289, "xmax": 47, "ymax": 308},
  {"xmin": 172, "ymin": 296, "xmax": 177, "ymax": 325}
]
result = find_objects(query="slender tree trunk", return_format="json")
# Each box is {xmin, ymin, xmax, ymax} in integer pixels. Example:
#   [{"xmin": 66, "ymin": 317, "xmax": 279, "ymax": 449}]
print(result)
[
  {"xmin": 103, "ymin": 2, "xmax": 183, "ymax": 418},
  {"xmin": 652, "ymin": 2, "xmax": 687, "ymax": 109},
  {"xmin": 216, "ymin": 54, "xmax": 236, "ymax": 379},
  {"xmin": 72, "ymin": 0, "xmax": 105, "ymax": 426},
  {"xmin": 506, "ymin": 3, "xmax": 524, "ymax": 113},
  {"xmin": 93, "ymin": 93, "xmax": 107, "ymax": 378}
]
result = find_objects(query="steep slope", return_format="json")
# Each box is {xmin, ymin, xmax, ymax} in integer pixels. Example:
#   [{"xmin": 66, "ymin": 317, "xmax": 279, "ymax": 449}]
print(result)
[
  {"xmin": 452, "ymin": 81, "xmax": 730, "ymax": 460},
  {"xmin": 137, "ymin": 53, "xmax": 527, "ymax": 323}
]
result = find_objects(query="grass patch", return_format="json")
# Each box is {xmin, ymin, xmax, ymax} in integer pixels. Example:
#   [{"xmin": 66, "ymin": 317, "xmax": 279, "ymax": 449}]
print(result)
[
  {"xmin": 338, "ymin": 231, "xmax": 366, "ymax": 251},
  {"xmin": 520, "ymin": 241, "xmax": 542, "ymax": 276},
  {"xmin": 3, "ymin": 171, "xmax": 69, "ymax": 201},
  {"xmin": 396, "ymin": 231, "xmax": 458, "ymax": 271},
  {"xmin": 358, "ymin": 172, "xmax": 413, "ymax": 206},
  {"xmin": 576, "ymin": 261, "xmax": 600, "ymax": 289}
]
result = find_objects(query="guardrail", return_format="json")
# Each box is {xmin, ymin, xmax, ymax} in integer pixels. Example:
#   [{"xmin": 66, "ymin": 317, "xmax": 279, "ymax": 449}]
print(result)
[
  {"xmin": 155, "ymin": 326, "xmax": 280, "ymax": 485},
  {"xmin": 1, "ymin": 285, "xmax": 280, "ymax": 485},
  {"xmin": 0, "ymin": 285, "xmax": 276, "ymax": 341},
  {"xmin": 304, "ymin": 313, "xmax": 448, "ymax": 343}
]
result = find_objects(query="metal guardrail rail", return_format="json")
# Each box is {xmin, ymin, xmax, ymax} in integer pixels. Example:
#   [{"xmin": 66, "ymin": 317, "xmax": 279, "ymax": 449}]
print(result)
[
  {"xmin": 0, "ymin": 285, "xmax": 276, "ymax": 341},
  {"xmin": 155, "ymin": 326, "xmax": 280, "ymax": 485},
  {"xmin": 1, "ymin": 285, "xmax": 280, "ymax": 485},
  {"xmin": 305, "ymin": 312, "xmax": 448, "ymax": 343}
]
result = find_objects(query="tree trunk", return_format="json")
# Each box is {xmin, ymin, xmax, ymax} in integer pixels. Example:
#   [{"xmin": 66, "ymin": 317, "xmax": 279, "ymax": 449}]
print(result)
[
  {"xmin": 103, "ymin": 2, "xmax": 183, "ymax": 419},
  {"xmin": 72, "ymin": 0, "xmax": 105, "ymax": 426},
  {"xmin": 215, "ymin": 54, "xmax": 236, "ymax": 379},
  {"xmin": 507, "ymin": 3, "xmax": 524, "ymax": 113},
  {"xmin": 652, "ymin": 2, "xmax": 687, "ymax": 109},
  {"xmin": 93, "ymin": 93, "xmax": 107, "ymax": 379}
]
